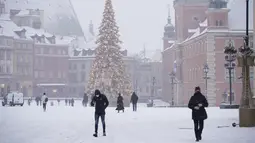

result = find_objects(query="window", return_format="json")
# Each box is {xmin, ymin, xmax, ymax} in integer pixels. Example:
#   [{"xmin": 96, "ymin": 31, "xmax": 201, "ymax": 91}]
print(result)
[
  {"xmin": 19, "ymin": 56, "xmax": 23, "ymax": 62},
  {"xmin": 250, "ymin": 67, "xmax": 254, "ymax": 80},
  {"xmin": 0, "ymin": 51, "xmax": 4, "ymax": 60},
  {"xmin": 81, "ymin": 72, "xmax": 86, "ymax": 82},
  {"xmin": 81, "ymin": 64, "xmax": 85, "ymax": 69},
  {"xmin": 40, "ymin": 71, "xmax": 44, "ymax": 78},
  {"xmin": 62, "ymin": 50, "xmax": 66, "ymax": 55},
  {"xmin": 7, "ymin": 40, "xmax": 12, "ymax": 46},
  {"xmin": 34, "ymin": 71, "xmax": 38, "ymax": 78},
  {"xmin": 219, "ymin": 20, "xmax": 223, "ymax": 26},
  {"xmin": 35, "ymin": 48, "xmax": 40, "ymax": 54},
  {"xmin": 216, "ymin": 20, "xmax": 223, "ymax": 26},
  {"xmin": 6, "ymin": 66, "xmax": 10, "ymax": 73},
  {"xmin": 62, "ymin": 72, "xmax": 66, "ymax": 78},
  {"xmin": 22, "ymin": 44, "xmax": 26, "ymax": 48},
  {"xmin": 40, "ymin": 48, "xmax": 44, "ymax": 54},
  {"xmin": 58, "ymin": 71, "xmax": 61, "ymax": 78},
  {"xmin": 49, "ymin": 71, "xmax": 53, "ymax": 78},
  {"xmin": 49, "ymin": 48, "xmax": 53, "ymax": 54},
  {"xmin": 73, "ymin": 64, "xmax": 77, "ymax": 70},
  {"xmin": 44, "ymin": 48, "xmax": 49, "ymax": 54},
  {"xmin": 0, "ymin": 65, "xmax": 3, "ymax": 73},
  {"xmin": 6, "ymin": 51, "xmax": 11, "ymax": 61}
]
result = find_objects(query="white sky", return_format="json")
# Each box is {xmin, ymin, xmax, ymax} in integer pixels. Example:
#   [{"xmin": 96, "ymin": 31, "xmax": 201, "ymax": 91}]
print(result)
[{"xmin": 71, "ymin": 0, "xmax": 175, "ymax": 57}]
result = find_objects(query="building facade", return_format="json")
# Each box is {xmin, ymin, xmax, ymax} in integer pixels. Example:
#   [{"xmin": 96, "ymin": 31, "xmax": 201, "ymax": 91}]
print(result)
[
  {"xmin": 13, "ymin": 28, "xmax": 34, "ymax": 97},
  {"xmin": 68, "ymin": 48, "xmax": 135, "ymax": 97},
  {"xmin": 162, "ymin": 0, "xmax": 254, "ymax": 106}
]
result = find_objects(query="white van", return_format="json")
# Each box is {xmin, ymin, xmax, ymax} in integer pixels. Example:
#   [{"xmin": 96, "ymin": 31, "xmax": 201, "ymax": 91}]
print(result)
[{"xmin": 2, "ymin": 91, "xmax": 24, "ymax": 106}]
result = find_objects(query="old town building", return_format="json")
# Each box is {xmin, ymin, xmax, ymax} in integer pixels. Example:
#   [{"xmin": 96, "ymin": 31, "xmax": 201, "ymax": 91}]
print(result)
[{"xmin": 162, "ymin": 0, "xmax": 254, "ymax": 106}]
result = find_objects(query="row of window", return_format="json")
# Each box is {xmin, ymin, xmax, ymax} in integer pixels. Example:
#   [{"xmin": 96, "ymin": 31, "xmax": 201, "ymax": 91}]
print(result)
[
  {"xmin": 34, "ymin": 71, "xmax": 66, "ymax": 79},
  {"xmin": 69, "ymin": 63, "xmax": 87, "ymax": 70},
  {"xmin": 15, "ymin": 43, "xmax": 33, "ymax": 49},
  {"xmin": 0, "ymin": 65, "xmax": 11, "ymax": 73},
  {"xmin": 0, "ymin": 51, "xmax": 11, "ymax": 60},
  {"xmin": 17, "ymin": 67, "xmax": 32, "ymax": 76},
  {"xmin": 17, "ymin": 55, "xmax": 32, "ymax": 63},
  {"xmin": 69, "ymin": 72, "xmax": 86, "ymax": 83},
  {"xmin": 0, "ymin": 38, "xmax": 12, "ymax": 46},
  {"xmin": 35, "ymin": 47, "xmax": 67, "ymax": 55}
]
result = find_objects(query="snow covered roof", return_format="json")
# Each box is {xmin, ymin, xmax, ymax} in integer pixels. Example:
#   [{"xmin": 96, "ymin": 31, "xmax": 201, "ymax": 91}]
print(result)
[
  {"xmin": 23, "ymin": 26, "xmax": 52, "ymax": 37},
  {"xmin": 5, "ymin": 0, "xmax": 84, "ymax": 37},
  {"xmin": 228, "ymin": 0, "xmax": 253, "ymax": 30},
  {"xmin": 22, "ymin": 26, "xmax": 74, "ymax": 45},
  {"xmin": 0, "ymin": 19, "xmax": 21, "ymax": 38},
  {"xmin": 199, "ymin": 19, "xmax": 207, "ymax": 27}
]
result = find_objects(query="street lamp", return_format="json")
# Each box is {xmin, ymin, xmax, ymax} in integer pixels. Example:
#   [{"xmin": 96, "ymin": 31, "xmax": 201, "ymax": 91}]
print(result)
[
  {"xmin": 237, "ymin": 0, "xmax": 255, "ymax": 127},
  {"xmin": 169, "ymin": 71, "xmax": 176, "ymax": 106},
  {"xmin": 224, "ymin": 40, "xmax": 237, "ymax": 105},
  {"xmin": 203, "ymin": 63, "xmax": 210, "ymax": 98}
]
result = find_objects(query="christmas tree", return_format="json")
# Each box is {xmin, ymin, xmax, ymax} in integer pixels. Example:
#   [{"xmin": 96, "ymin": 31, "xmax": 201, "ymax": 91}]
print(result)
[{"xmin": 87, "ymin": 0, "xmax": 132, "ymax": 99}]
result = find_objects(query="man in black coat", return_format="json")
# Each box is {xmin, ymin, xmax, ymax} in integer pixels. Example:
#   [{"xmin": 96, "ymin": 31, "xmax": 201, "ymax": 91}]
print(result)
[
  {"xmin": 188, "ymin": 86, "xmax": 208, "ymax": 142},
  {"xmin": 91, "ymin": 89, "xmax": 109, "ymax": 137},
  {"xmin": 130, "ymin": 92, "xmax": 138, "ymax": 111}
]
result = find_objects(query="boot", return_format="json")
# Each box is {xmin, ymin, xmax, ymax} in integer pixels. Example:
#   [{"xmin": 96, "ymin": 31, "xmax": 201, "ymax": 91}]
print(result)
[
  {"xmin": 93, "ymin": 133, "xmax": 98, "ymax": 137},
  {"xmin": 103, "ymin": 132, "xmax": 106, "ymax": 136}
]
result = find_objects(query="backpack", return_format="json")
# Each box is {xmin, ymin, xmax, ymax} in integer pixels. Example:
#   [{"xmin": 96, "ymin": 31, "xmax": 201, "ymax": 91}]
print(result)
[{"xmin": 45, "ymin": 97, "xmax": 48, "ymax": 102}]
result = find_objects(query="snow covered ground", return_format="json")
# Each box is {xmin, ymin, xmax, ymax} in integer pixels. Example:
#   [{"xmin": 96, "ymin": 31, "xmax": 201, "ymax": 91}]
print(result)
[{"xmin": 0, "ymin": 102, "xmax": 255, "ymax": 143}]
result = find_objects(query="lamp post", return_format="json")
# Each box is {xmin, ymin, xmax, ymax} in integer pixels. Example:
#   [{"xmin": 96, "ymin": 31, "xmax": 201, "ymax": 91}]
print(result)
[
  {"xmin": 203, "ymin": 63, "xmax": 210, "ymax": 98},
  {"xmin": 169, "ymin": 71, "xmax": 176, "ymax": 106},
  {"xmin": 224, "ymin": 40, "xmax": 237, "ymax": 105},
  {"xmin": 237, "ymin": 0, "xmax": 255, "ymax": 127}
]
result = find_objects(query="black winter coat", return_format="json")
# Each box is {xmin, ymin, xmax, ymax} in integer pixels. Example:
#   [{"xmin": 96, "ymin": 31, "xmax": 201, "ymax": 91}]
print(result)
[
  {"xmin": 188, "ymin": 92, "xmax": 208, "ymax": 120},
  {"xmin": 116, "ymin": 95, "xmax": 124, "ymax": 110},
  {"xmin": 131, "ymin": 93, "xmax": 138, "ymax": 104},
  {"xmin": 91, "ymin": 94, "xmax": 109, "ymax": 115}
]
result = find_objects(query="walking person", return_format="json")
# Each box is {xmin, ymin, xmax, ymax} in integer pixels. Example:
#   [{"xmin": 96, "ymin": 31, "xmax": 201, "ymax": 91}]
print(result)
[
  {"xmin": 90, "ymin": 89, "xmax": 109, "ymax": 137},
  {"xmin": 71, "ymin": 98, "xmax": 74, "ymax": 107},
  {"xmin": 188, "ymin": 86, "xmax": 208, "ymax": 142},
  {"xmin": 83, "ymin": 93, "xmax": 88, "ymax": 107},
  {"xmin": 41, "ymin": 93, "xmax": 48, "ymax": 112},
  {"xmin": 116, "ymin": 93, "xmax": 124, "ymax": 113},
  {"xmin": 130, "ymin": 92, "xmax": 138, "ymax": 111}
]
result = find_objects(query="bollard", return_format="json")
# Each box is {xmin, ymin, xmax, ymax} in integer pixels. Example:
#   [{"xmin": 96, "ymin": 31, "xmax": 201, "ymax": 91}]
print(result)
[{"xmin": 232, "ymin": 122, "xmax": 239, "ymax": 127}]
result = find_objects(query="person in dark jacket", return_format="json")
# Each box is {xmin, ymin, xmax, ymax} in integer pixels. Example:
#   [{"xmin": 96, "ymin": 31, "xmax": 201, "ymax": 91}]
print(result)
[
  {"xmin": 130, "ymin": 92, "xmax": 138, "ymax": 111},
  {"xmin": 91, "ymin": 89, "xmax": 109, "ymax": 137},
  {"xmin": 83, "ymin": 93, "xmax": 89, "ymax": 107},
  {"xmin": 116, "ymin": 93, "xmax": 124, "ymax": 113},
  {"xmin": 188, "ymin": 86, "xmax": 208, "ymax": 142}
]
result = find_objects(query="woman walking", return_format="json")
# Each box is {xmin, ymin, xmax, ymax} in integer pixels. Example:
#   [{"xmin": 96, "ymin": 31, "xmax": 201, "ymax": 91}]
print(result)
[{"xmin": 116, "ymin": 93, "xmax": 124, "ymax": 113}]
